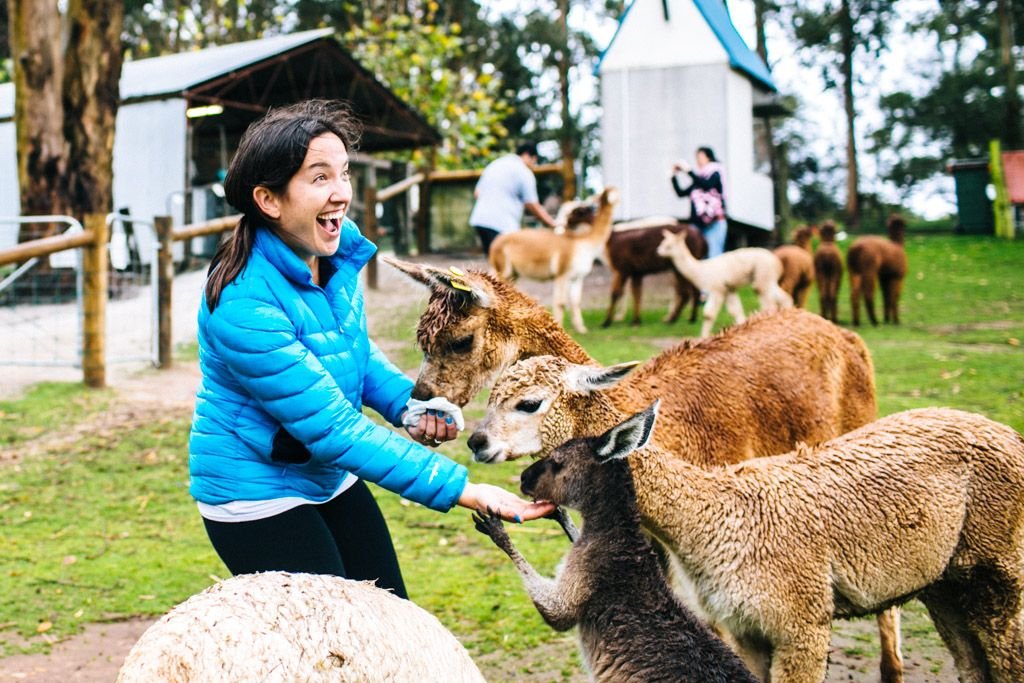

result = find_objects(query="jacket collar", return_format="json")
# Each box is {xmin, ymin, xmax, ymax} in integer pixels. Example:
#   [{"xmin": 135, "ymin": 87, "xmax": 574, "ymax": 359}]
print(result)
[{"xmin": 253, "ymin": 219, "xmax": 377, "ymax": 287}]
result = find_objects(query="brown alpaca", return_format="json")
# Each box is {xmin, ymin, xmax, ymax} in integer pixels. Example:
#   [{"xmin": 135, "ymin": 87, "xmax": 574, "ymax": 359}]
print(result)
[
  {"xmin": 382, "ymin": 256, "xmax": 904, "ymax": 682},
  {"xmin": 847, "ymin": 214, "xmax": 908, "ymax": 326},
  {"xmin": 773, "ymin": 226, "xmax": 815, "ymax": 308},
  {"xmin": 488, "ymin": 187, "xmax": 620, "ymax": 334},
  {"xmin": 814, "ymin": 220, "xmax": 844, "ymax": 323},
  {"xmin": 602, "ymin": 220, "xmax": 707, "ymax": 328}
]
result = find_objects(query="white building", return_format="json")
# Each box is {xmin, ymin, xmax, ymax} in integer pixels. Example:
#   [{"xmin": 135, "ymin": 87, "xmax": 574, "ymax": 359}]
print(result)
[{"xmin": 598, "ymin": 0, "xmax": 781, "ymax": 237}]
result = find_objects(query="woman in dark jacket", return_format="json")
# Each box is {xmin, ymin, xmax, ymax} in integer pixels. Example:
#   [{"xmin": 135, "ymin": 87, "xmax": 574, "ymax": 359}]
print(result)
[
  {"xmin": 671, "ymin": 146, "xmax": 728, "ymax": 258},
  {"xmin": 189, "ymin": 100, "xmax": 554, "ymax": 598}
]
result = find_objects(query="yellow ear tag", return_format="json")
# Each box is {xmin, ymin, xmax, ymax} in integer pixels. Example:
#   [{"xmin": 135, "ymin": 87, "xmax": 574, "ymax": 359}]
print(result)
[
  {"xmin": 450, "ymin": 277, "xmax": 472, "ymax": 292},
  {"xmin": 448, "ymin": 266, "xmax": 466, "ymax": 278}
]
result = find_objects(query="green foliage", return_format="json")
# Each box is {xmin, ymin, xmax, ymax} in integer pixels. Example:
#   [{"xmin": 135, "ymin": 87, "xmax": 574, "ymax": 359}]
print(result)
[{"xmin": 343, "ymin": 6, "xmax": 512, "ymax": 169}]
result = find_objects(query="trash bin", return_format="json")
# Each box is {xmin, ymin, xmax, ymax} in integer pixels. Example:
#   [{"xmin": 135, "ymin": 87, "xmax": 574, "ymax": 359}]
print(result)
[{"xmin": 947, "ymin": 159, "xmax": 994, "ymax": 235}]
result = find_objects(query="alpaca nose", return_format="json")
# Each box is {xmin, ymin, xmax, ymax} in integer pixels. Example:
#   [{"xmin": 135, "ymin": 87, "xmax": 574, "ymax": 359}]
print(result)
[
  {"xmin": 410, "ymin": 382, "xmax": 435, "ymax": 401},
  {"xmin": 467, "ymin": 431, "xmax": 489, "ymax": 458}
]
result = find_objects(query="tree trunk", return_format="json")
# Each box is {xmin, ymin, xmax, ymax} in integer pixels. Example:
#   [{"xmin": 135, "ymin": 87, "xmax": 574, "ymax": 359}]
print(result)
[
  {"xmin": 840, "ymin": 0, "xmax": 860, "ymax": 227},
  {"xmin": 8, "ymin": 0, "xmax": 67, "ymax": 241},
  {"xmin": 62, "ymin": 0, "xmax": 124, "ymax": 219},
  {"xmin": 557, "ymin": 0, "xmax": 576, "ymax": 200},
  {"xmin": 997, "ymin": 0, "xmax": 1022, "ymax": 148}
]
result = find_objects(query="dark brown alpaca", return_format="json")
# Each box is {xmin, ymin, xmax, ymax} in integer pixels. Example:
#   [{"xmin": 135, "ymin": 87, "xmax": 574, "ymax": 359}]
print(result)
[
  {"xmin": 814, "ymin": 220, "xmax": 844, "ymax": 323},
  {"xmin": 847, "ymin": 214, "xmax": 908, "ymax": 326},
  {"xmin": 602, "ymin": 221, "xmax": 707, "ymax": 328},
  {"xmin": 774, "ymin": 226, "xmax": 815, "ymax": 308}
]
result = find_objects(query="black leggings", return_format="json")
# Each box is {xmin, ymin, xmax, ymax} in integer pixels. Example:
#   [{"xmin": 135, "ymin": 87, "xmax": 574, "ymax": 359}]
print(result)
[
  {"xmin": 202, "ymin": 480, "xmax": 408, "ymax": 599},
  {"xmin": 474, "ymin": 226, "xmax": 500, "ymax": 257}
]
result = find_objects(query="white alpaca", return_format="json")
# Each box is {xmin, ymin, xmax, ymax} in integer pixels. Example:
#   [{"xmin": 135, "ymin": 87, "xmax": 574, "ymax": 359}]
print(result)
[
  {"xmin": 489, "ymin": 187, "xmax": 620, "ymax": 334},
  {"xmin": 656, "ymin": 229, "xmax": 792, "ymax": 337}
]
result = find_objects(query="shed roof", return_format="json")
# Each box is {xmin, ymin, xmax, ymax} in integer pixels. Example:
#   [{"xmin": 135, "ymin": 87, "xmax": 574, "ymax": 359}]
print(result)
[
  {"xmin": 598, "ymin": 0, "xmax": 776, "ymax": 92},
  {"xmin": 1, "ymin": 29, "xmax": 441, "ymax": 152}
]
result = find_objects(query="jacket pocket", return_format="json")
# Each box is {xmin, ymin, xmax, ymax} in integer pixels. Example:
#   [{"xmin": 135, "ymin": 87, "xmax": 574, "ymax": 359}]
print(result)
[{"xmin": 271, "ymin": 427, "xmax": 312, "ymax": 464}]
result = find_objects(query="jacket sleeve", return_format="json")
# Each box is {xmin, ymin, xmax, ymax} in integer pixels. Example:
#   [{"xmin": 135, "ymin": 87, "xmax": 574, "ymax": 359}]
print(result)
[
  {"xmin": 687, "ymin": 170, "xmax": 722, "ymax": 192},
  {"xmin": 671, "ymin": 174, "xmax": 693, "ymax": 197},
  {"xmin": 362, "ymin": 339, "xmax": 414, "ymax": 427},
  {"xmin": 207, "ymin": 295, "xmax": 467, "ymax": 512}
]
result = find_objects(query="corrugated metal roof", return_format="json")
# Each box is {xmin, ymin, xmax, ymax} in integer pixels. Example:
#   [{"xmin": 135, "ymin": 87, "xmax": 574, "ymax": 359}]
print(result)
[
  {"xmin": 597, "ymin": 0, "xmax": 776, "ymax": 92},
  {"xmin": 1, "ymin": 28, "xmax": 334, "ymax": 118}
]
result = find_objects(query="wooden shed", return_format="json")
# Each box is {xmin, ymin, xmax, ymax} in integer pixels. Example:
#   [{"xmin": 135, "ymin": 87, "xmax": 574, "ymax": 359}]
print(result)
[
  {"xmin": 0, "ymin": 29, "xmax": 440, "ymax": 257},
  {"xmin": 598, "ymin": 0, "xmax": 778, "ymax": 236}
]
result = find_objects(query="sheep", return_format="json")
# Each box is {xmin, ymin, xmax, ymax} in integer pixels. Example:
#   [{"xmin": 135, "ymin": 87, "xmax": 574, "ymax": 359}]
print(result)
[
  {"xmin": 813, "ymin": 220, "xmax": 844, "ymax": 323},
  {"xmin": 773, "ymin": 225, "xmax": 815, "ymax": 308},
  {"xmin": 847, "ymin": 213, "xmax": 908, "ymax": 326},
  {"xmin": 116, "ymin": 572, "xmax": 485, "ymax": 683},
  {"xmin": 488, "ymin": 186, "xmax": 620, "ymax": 334},
  {"xmin": 380, "ymin": 258, "xmax": 905, "ymax": 682},
  {"xmin": 473, "ymin": 402, "xmax": 759, "ymax": 683},
  {"xmin": 656, "ymin": 229, "xmax": 793, "ymax": 338},
  {"xmin": 601, "ymin": 219, "xmax": 707, "ymax": 328},
  {"xmin": 476, "ymin": 355, "xmax": 1024, "ymax": 683}
]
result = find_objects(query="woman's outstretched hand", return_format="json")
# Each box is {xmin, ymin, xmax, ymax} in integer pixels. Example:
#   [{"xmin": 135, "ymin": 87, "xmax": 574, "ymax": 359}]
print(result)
[
  {"xmin": 406, "ymin": 408, "xmax": 459, "ymax": 447},
  {"xmin": 458, "ymin": 482, "xmax": 557, "ymax": 523}
]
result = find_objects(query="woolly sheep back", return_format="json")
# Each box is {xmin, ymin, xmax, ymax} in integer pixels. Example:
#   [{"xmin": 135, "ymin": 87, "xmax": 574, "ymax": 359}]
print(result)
[{"xmin": 116, "ymin": 572, "xmax": 485, "ymax": 683}]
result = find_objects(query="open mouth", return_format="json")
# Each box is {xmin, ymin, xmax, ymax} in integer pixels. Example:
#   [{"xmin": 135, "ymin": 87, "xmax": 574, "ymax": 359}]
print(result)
[{"xmin": 317, "ymin": 212, "xmax": 344, "ymax": 235}]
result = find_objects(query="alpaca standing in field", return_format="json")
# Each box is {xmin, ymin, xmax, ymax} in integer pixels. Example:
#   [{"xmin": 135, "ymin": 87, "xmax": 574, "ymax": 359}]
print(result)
[
  {"xmin": 488, "ymin": 187, "xmax": 620, "ymax": 333},
  {"xmin": 814, "ymin": 220, "xmax": 844, "ymax": 323},
  {"xmin": 774, "ymin": 225, "xmax": 815, "ymax": 308},
  {"xmin": 476, "ymin": 356, "xmax": 1024, "ymax": 683},
  {"xmin": 602, "ymin": 219, "xmax": 706, "ymax": 327},
  {"xmin": 474, "ymin": 403, "xmax": 758, "ymax": 683},
  {"xmin": 656, "ymin": 229, "xmax": 792, "ymax": 338},
  {"xmin": 847, "ymin": 214, "xmax": 908, "ymax": 326}
]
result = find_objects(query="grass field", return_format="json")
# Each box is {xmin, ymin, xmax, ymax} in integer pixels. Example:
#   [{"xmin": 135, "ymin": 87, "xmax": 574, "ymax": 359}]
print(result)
[{"xmin": 0, "ymin": 233, "xmax": 1021, "ymax": 680}]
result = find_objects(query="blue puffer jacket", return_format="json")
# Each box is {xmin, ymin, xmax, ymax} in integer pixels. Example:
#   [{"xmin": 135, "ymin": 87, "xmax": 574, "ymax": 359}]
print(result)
[{"xmin": 188, "ymin": 221, "xmax": 468, "ymax": 511}]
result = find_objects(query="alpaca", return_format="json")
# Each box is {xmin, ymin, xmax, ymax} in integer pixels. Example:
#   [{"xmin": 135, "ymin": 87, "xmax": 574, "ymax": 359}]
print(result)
[
  {"xmin": 602, "ymin": 219, "xmax": 706, "ymax": 327},
  {"xmin": 656, "ymin": 229, "xmax": 793, "ymax": 338},
  {"xmin": 381, "ymin": 258, "xmax": 903, "ymax": 682},
  {"xmin": 117, "ymin": 572, "xmax": 485, "ymax": 682},
  {"xmin": 847, "ymin": 213, "xmax": 908, "ymax": 326},
  {"xmin": 477, "ymin": 356, "xmax": 1024, "ymax": 683},
  {"xmin": 488, "ymin": 187, "xmax": 620, "ymax": 333},
  {"xmin": 473, "ymin": 403, "xmax": 758, "ymax": 683},
  {"xmin": 774, "ymin": 225, "xmax": 815, "ymax": 308},
  {"xmin": 814, "ymin": 220, "xmax": 844, "ymax": 323}
]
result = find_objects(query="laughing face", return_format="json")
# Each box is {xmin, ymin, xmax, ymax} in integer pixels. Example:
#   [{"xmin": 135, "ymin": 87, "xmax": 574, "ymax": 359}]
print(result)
[{"xmin": 254, "ymin": 132, "xmax": 352, "ymax": 271}]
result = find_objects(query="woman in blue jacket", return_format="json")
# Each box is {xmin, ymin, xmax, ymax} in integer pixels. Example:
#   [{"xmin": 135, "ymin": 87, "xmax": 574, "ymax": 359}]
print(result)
[{"xmin": 189, "ymin": 100, "xmax": 554, "ymax": 598}]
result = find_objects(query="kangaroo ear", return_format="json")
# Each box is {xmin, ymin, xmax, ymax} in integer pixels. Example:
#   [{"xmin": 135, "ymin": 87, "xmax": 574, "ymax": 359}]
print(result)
[
  {"xmin": 565, "ymin": 361, "xmax": 641, "ymax": 393},
  {"xmin": 381, "ymin": 257, "xmax": 492, "ymax": 308},
  {"xmin": 595, "ymin": 400, "xmax": 659, "ymax": 462}
]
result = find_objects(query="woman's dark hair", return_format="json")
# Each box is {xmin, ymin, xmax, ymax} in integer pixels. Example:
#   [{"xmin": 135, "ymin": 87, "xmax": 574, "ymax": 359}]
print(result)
[
  {"xmin": 697, "ymin": 146, "xmax": 717, "ymax": 162},
  {"xmin": 205, "ymin": 99, "xmax": 362, "ymax": 310}
]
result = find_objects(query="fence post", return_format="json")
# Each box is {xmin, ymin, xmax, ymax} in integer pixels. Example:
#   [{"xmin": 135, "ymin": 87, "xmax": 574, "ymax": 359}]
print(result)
[
  {"xmin": 154, "ymin": 215, "xmax": 174, "ymax": 367},
  {"xmin": 82, "ymin": 213, "xmax": 108, "ymax": 388},
  {"xmin": 362, "ymin": 185, "xmax": 379, "ymax": 290}
]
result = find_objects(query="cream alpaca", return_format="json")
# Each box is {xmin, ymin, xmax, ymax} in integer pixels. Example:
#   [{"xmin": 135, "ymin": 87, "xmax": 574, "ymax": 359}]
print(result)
[
  {"xmin": 656, "ymin": 229, "xmax": 792, "ymax": 337},
  {"xmin": 488, "ymin": 186, "xmax": 620, "ymax": 333},
  {"xmin": 477, "ymin": 356, "xmax": 1024, "ymax": 683}
]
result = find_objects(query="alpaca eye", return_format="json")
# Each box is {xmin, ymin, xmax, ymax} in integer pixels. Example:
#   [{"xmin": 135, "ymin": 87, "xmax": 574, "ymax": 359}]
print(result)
[
  {"xmin": 448, "ymin": 336, "xmax": 473, "ymax": 354},
  {"xmin": 516, "ymin": 399, "xmax": 542, "ymax": 413}
]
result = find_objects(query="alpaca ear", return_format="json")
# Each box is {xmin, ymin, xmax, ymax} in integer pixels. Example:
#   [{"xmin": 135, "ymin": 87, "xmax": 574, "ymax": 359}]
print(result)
[
  {"xmin": 381, "ymin": 256, "xmax": 492, "ymax": 308},
  {"xmin": 564, "ymin": 361, "xmax": 641, "ymax": 393},
  {"xmin": 595, "ymin": 400, "xmax": 659, "ymax": 462}
]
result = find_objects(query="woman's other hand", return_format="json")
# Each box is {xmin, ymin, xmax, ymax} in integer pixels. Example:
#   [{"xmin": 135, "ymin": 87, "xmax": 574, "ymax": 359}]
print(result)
[
  {"xmin": 458, "ymin": 482, "xmax": 557, "ymax": 522},
  {"xmin": 407, "ymin": 409, "xmax": 459, "ymax": 447}
]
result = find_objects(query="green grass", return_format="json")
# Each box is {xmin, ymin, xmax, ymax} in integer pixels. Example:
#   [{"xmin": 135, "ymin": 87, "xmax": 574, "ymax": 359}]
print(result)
[{"xmin": 0, "ymin": 234, "xmax": 1022, "ymax": 679}]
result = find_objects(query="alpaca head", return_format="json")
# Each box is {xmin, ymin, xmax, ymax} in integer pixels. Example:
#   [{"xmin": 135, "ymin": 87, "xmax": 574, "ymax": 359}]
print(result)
[
  {"xmin": 519, "ymin": 401, "xmax": 658, "ymax": 512},
  {"xmin": 819, "ymin": 220, "xmax": 837, "ymax": 242},
  {"xmin": 886, "ymin": 214, "xmax": 906, "ymax": 244},
  {"xmin": 382, "ymin": 256, "xmax": 515, "ymax": 406},
  {"xmin": 655, "ymin": 229, "xmax": 691, "ymax": 259},
  {"xmin": 792, "ymin": 226, "xmax": 814, "ymax": 250},
  {"xmin": 467, "ymin": 355, "xmax": 640, "ymax": 463}
]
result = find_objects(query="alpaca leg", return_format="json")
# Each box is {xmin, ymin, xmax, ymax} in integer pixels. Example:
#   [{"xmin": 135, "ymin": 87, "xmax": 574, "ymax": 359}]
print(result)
[
  {"xmin": 568, "ymin": 277, "xmax": 588, "ymax": 334},
  {"xmin": 664, "ymin": 273, "xmax": 686, "ymax": 324},
  {"xmin": 723, "ymin": 292, "xmax": 746, "ymax": 326},
  {"xmin": 630, "ymin": 275, "xmax": 645, "ymax": 326},
  {"xmin": 861, "ymin": 275, "xmax": 879, "ymax": 326},
  {"xmin": 849, "ymin": 273, "xmax": 862, "ymax": 326},
  {"xmin": 700, "ymin": 291, "xmax": 725, "ymax": 338},
  {"xmin": 883, "ymin": 277, "xmax": 905, "ymax": 324},
  {"xmin": 602, "ymin": 270, "xmax": 625, "ymax": 328},
  {"xmin": 687, "ymin": 280, "xmax": 701, "ymax": 322},
  {"xmin": 877, "ymin": 607, "xmax": 905, "ymax": 683},
  {"xmin": 920, "ymin": 591, "xmax": 987, "ymax": 683},
  {"xmin": 551, "ymin": 278, "xmax": 567, "ymax": 329},
  {"xmin": 767, "ymin": 626, "xmax": 832, "ymax": 683},
  {"xmin": 729, "ymin": 632, "xmax": 772, "ymax": 682},
  {"xmin": 775, "ymin": 285, "xmax": 794, "ymax": 310}
]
